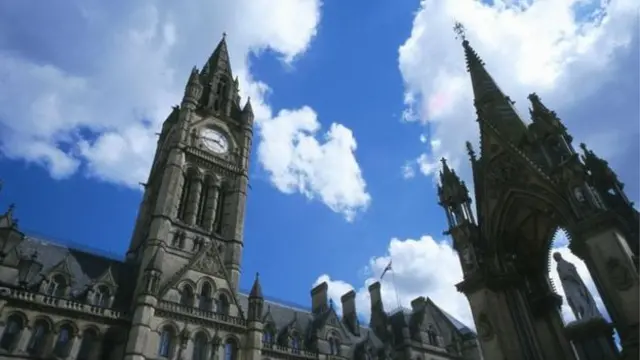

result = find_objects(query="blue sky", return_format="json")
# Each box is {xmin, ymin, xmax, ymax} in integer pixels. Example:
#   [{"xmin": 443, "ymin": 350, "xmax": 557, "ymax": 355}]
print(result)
[{"xmin": 0, "ymin": 0, "xmax": 637, "ymax": 327}]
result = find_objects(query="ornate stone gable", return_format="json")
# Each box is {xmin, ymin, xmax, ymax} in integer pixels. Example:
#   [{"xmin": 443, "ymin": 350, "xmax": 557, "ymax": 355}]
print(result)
[
  {"xmin": 192, "ymin": 244, "xmax": 225, "ymax": 277},
  {"xmin": 159, "ymin": 240, "xmax": 227, "ymax": 296},
  {"xmin": 46, "ymin": 254, "xmax": 75, "ymax": 279},
  {"xmin": 93, "ymin": 266, "xmax": 118, "ymax": 287}
]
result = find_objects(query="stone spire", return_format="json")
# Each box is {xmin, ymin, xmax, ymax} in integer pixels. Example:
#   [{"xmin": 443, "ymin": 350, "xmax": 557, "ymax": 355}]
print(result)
[
  {"xmin": 455, "ymin": 22, "xmax": 528, "ymax": 144},
  {"xmin": 248, "ymin": 273, "xmax": 264, "ymax": 322},
  {"xmin": 202, "ymin": 33, "xmax": 233, "ymax": 79},
  {"xmin": 249, "ymin": 272, "xmax": 263, "ymax": 299}
]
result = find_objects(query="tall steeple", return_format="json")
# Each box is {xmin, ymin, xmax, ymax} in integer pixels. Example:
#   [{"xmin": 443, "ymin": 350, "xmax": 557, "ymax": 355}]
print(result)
[
  {"xmin": 454, "ymin": 23, "xmax": 528, "ymax": 145},
  {"xmin": 202, "ymin": 32, "xmax": 233, "ymax": 79}
]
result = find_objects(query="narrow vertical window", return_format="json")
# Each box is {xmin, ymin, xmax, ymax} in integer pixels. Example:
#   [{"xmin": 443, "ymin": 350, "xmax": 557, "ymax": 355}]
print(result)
[
  {"xmin": 178, "ymin": 174, "xmax": 192, "ymax": 221},
  {"xmin": 158, "ymin": 327, "xmax": 174, "ymax": 358},
  {"xmin": 53, "ymin": 325, "xmax": 73, "ymax": 357},
  {"xmin": 196, "ymin": 183, "xmax": 209, "ymax": 227},
  {"xmin": 199, "ymin": 283, "xmax": 213, "ymax": 311},
  {"xmin": 77, "ymin": 329, "xmax": 98, "ymax": 360},
  {"xmin": 192, "ymin": 332, "xmax": 208, "ymax": 360},
  {"xmin": 217, "ymin": 294, "xmax": 230, "ymax": 315},
  {"xmin": 0, "ymin": 315, "xmax": 23, "ymax": 351},
  {"xmin": 27, "ymin": 320, "xmax": 49, "ymax": 355},
  {"xmin": 224, "ymin": 339, "xmax": 237, "ymax": 360},
  {"xmin": 214, "ymin": 191, "xmax": 225, "ymax": 234},
  {"xmin": 180, "ymin": 285, "xmax": 194, "ymax": 307}
]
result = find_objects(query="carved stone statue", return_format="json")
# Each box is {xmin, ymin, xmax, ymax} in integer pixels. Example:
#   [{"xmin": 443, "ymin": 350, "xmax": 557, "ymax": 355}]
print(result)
[{"xmin": 553, "ymin": 252, "xmax": 600, "ymax": 321}]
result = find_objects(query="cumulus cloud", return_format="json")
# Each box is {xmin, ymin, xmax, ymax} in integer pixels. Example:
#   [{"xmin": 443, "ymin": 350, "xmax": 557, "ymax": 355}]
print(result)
[
  {"xmin": 315, "ymin": 232, "xmax": 606, "ymax": 330},
  {"xmin": 0, "ymin": 0, "xmax": 371, "ymax": 221},
  {"xmin": 398, "ymin": 0, "xmax": 639, "ymax": 182}
]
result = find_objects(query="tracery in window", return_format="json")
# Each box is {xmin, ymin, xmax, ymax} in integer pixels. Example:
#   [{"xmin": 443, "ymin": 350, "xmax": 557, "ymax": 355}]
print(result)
[{"xmin": 0, "ymin": 315, "xmax": 23, "ymax": 351}]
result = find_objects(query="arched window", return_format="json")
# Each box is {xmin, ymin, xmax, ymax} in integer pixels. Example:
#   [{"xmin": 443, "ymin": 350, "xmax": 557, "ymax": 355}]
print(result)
[
  {"xmin": 214, "ymin": 78, "xmax": 228, "ymax": 111},
  {"xmin": 95, "ymin": 285, "xmax": 111, "ymax": 307},
  {"xmin": 158, "ymin": 326, "xmax": 175, "ymax": 358},
  {"xmin": 53, "ymin": 324, "xmax": 74, "ymax": 357},
  {"xmin": 224, "ymin": 339, "xmax": 237, "ymax": 360},
  {"xmin": 196, "ymin": 181, "xmax": 210, "ymax": 227},
  {"xmin": 47, "ymin": 274, "xmax": 67, "ymax": 297},
  {"xmin": 180, "ymin": 285, "xmax": 194, "ymax": 307},
  {"xmin": 178, "ymin": 173, "xmax": 193, "ymax": 221},
  {"xmin": 27, "ymin": 320, "xmax": 50, "ymax": 355},
  {"xmin": 0, "ymin": 315, "xmax": 23, "ymax": 351},
  {"xmin": 199, "ymin": 283, "xmax": 213, "ymax": 311},
  {"xmin": 77, "ymin": 329, "xmax": 99, "ymax": 360},
  {"xmin": 192, "ymin": 332, "xmax": 208, "ymax": 360},
  {"xmin": 214, "ymin": 190, "xmax": 225, "ymax": 234},
  {"xmin": 217, "ymin": 294, "xmax": 230, "ymax": 315}
]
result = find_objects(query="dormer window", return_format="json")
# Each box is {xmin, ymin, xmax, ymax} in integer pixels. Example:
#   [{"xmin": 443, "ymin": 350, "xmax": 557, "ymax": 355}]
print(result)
[
  {"xmin": 46, "ymin": 274, "xmax": 68, "ymax": 297},
  {"xmin": 94, "ymin": 285, "xmax": 111, "ymax": 307}
]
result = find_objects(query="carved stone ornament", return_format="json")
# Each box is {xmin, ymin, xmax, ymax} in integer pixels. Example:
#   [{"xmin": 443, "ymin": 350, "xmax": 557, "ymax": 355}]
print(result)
[
  {"xmin": 606, "ymin": 257, "xmax": 632, "ymax": 291},
  {"xmin": 195, "ymin": 256, "xmax": 218, "ymax": 275},
  {"xmin": 476, "ymin": 313, "xmax": 494, "ymax": 341},
  {"xmin": 486, "ymin": 154, "xmax": 521, "ymax": 197}
]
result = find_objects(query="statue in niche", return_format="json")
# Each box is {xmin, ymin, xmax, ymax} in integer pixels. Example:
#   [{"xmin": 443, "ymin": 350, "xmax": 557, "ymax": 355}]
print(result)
[{"xmin": 553, "ymin": 252, "xmax": 601, "ymax": 321}]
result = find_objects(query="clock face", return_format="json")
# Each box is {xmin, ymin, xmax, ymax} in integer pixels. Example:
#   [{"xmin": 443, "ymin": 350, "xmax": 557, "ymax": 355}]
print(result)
[{"xmin": 201, "ymin": 128, "xmax": 229, "ymax": 154}]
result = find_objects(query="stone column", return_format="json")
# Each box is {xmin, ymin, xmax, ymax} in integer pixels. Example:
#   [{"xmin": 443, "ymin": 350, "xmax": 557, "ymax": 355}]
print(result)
[
  {"xmin": 67, "ymin": 334, "xmax": 81, "ymax": 359},
  {"xmin": 570, "ymin": 219, "xmax": 639, "ymax": 360},
  {"xmin": 565, "ymin": 317, "xmax": 619, "ymax": 360},
  {"xmin": 203, "ymin": 178, "xmax": 221, "ymax": 233},
  {"xmin": 15, "ymin": 325, "xmax": 32, "ymax": 353},
  {"xmin": 184, "ymin": 175, "xmax": 203, "ymax": 226}
]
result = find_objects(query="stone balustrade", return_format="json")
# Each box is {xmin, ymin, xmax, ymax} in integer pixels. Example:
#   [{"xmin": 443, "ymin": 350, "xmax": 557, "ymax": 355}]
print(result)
[{"xmin": 157, "ymin": 300, "xmax": 247, "ymax": 326}]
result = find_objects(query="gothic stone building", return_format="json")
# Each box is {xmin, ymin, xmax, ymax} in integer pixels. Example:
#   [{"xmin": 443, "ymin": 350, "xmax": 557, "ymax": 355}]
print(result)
[
  {"xmin": 437, "ymin": 27, "xmax": 639, "ymax": 360},
  {"xmin": 0, "ymin": 37, "xmax": 482, "ymax": 360}
]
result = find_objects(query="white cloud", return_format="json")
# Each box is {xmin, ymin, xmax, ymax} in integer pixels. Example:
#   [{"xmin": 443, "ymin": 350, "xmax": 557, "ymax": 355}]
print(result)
[
  {"xmin": 316, "ymin": 231, "xmax": 606, "ymax": 330},
  {"xmin": 0, "ymin": 0, "xmax": 371, "ymax": 221},
  {"xmin": 258, "ymin": 107, "xmax": 371, "ymax": 221},
  {"xmin": 398, "ymin": 0, "xmax": 638, "ymax": 180}
]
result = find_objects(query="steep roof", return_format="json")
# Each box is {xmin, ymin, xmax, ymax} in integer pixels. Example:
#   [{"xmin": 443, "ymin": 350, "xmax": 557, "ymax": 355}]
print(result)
[{"xmin": 4, "ymin": 236, "xmax": 136, "ymax": 311}]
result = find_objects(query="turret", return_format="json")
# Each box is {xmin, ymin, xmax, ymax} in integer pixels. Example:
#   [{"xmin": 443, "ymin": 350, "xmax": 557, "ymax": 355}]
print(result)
[
  {"xmin": 437, "ymin": 158, "xmax": 475, "ymax": 229},
  {"xmin": 183, "ymin": 67, "xmax": 203, "ymax": 110},
  {"xmin": 246, "ymin": 273, "xmax": 264, "ymax": 360},
  {"xmin": 247, "ymin": 272, "xmax": 264, "ymax": 322},
  {"xmin": 142, "ymin": 246, "xmax": 164, "ymax": 296},
  {"xmin": 527, "ymin": 93, "xmax": 576, "ymax": 167}
]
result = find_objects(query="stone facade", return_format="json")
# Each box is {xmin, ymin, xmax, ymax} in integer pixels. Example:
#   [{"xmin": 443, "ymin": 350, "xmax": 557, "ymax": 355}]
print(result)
[{"xmin": 0, "ymin": 36, "xmax": 481, "ymax": 360}]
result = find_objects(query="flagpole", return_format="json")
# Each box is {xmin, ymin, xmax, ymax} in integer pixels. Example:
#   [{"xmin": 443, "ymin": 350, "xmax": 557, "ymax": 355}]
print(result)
[{"xmin": 390, "ymin": 268, "xmax": 402, "ymax": 310}]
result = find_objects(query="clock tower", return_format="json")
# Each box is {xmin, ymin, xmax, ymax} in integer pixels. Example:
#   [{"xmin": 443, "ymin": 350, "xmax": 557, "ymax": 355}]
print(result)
[{"xmin": 127, "ymin": 33, "xmax": 254, "ymax": 295}]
